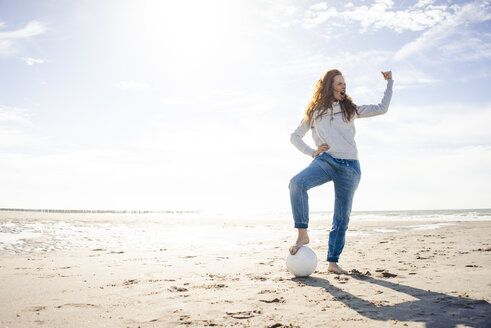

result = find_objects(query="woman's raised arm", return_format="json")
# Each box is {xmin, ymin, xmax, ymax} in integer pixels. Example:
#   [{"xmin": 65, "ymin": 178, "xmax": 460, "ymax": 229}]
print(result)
[{"xmin": 356, "ymin": 71, "xmax": 393, "ymax": 118}]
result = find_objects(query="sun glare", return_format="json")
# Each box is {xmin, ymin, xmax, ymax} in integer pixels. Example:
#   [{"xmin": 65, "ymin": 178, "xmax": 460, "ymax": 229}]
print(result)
[{"xmin": 117, "ymin": 0, "xmax": 247, "ymax": 76}]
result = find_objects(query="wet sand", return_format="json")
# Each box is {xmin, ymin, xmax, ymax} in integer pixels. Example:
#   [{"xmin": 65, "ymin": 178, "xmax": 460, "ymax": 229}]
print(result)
[{"xmin": 0, "ymin": 212, "xmax": 490, "ymax": 327}]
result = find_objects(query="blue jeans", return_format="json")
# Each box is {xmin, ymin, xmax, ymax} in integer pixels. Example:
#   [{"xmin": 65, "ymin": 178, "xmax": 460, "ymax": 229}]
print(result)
[{"xmin": 289, "ymin": 152, "xmax": 361, "ymax": 262}]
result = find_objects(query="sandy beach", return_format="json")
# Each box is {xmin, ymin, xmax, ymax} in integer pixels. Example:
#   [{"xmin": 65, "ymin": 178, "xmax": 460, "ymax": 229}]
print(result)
[{"xmin": 0, "ymin": 210, "xmax": 490, "ymax": 327}]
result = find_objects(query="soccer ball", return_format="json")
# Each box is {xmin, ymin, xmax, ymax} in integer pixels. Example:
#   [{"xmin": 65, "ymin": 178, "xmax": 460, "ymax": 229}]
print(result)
[{"xmin": 286, "ymin": 246, "xmax": 318, "ymax": 277}]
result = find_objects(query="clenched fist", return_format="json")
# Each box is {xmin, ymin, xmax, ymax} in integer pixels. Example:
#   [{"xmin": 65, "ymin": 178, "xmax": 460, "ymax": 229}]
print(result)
[{"xmin": 381, "ymin": 71, "xmax": 392, "ymax": 80}]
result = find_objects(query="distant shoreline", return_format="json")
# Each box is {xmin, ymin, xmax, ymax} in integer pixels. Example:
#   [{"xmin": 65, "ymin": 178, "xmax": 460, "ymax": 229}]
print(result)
[
  {"xmin": 0, "ymin": 208, "xmax": 201, "ymax": 214},
  {"xmin": 1, "ymin": 207, "xmax": 489, "ymax": 214}
]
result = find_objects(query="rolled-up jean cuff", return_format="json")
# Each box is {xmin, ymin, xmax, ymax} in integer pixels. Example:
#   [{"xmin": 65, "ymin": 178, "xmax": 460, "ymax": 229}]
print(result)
[
  {"xmin": 327, "ymin": 257, "xmax": 339, "ymax": 262},
  {"xmin": 294, "ymin": 223, "xmax": 308, "ymax": 229}
]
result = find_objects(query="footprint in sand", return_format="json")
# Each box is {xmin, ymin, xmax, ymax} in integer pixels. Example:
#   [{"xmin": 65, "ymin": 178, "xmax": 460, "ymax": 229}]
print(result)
[
  {"xmin": 178, "ymin": 314, "xmax": 192, "ymax": 325},
  {"xmin": 260, "ymin": 297, "xmax": 285, "ymax": 303},
  {"xmin": 123, "ymin": 279, "xmax": 139, "ymax": 286},
  {"xmin": 28, "ymin": 306, "xmax": 46, "ymax": 312},
  {"xmin": 168, "ymin": 286, "xmax": 188, "ymax": 292},
  {"xmin": 204, "ymin": 283, "xmax": 228, "ymax": 289},
  {"xmin": 246, "ymin": 274, "xmax": 268, "ymax": 281},
  {"xmin": 334, "ymin": 276, "xmax": 349, "ymax": 283},
  {"xmin": 226, "ymin": 309, "xmax": 262, "ymax": 319},
  {"xmin": 349, "ymin": 269, "xmax": 371, "ymax": 278},
  {"xmin": 203, "ymin": 320, "xmax": 219, "ymax": 326},
  {"xmin": 374, "ymin": 269, "xmax": 397, "ymax": 278},
  {"xmin": 206, "ymin": 273, "xmax": 227, "ymax": 280},
  {"xmin": 267, "ymin": 324, "xmax": 299, "ymax": 328},
  {"xmin": 59, "ymin": 303, "xmax": 99, "ymax": 308}
]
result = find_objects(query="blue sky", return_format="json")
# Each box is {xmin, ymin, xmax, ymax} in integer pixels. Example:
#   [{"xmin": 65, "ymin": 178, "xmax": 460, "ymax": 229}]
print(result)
[{"xmin": 1, "ymin": 0, "xmax": 490, "ymax": 212}]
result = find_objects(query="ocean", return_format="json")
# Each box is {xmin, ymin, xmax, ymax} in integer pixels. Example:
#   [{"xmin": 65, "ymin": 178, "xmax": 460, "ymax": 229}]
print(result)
[{"xmin": 0, "ymin": 208, "xmax": 490, "ymax": 254}]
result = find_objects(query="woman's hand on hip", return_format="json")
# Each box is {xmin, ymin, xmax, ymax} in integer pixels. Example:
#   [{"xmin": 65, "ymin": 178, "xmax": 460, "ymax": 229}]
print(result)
[
  {"xmin": 381, "ymin": 71, "xmax": 392, "ymax": 80},
  {"xmin": 313, "ymin": 143, "xmax": 330, "ymax": 158}
]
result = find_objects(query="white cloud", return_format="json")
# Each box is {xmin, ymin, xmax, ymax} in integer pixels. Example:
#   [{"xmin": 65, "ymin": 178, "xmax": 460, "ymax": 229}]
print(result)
[
  {"xmin": 302, "ymin": 7, "xmax": 339, "ymax": 29},
  {"xmin": 310, "ymin": 2, "xmax": 328, "ymax": 10},
  {"xmin": 0, "ymin": 105, "xmax": 30, "ymax": 124},
  {"xmin": 439, "ymin": 37, "xmax": 491, "ymax": 62},
  {"xmin": 301, "ymin": 0, "xmax": 451, "ymax": 33},
  {"xmin": 391, "ymin": 68, "xmax": 441, "ymax": 88},
  {"xmin": 0, "ymin": 21, "xmax": 47, "ymax": 55},
  {"xmin": 414, "ymin": 0, "xmax": 436, "ymax": 8},
  {"xmin": 394, "ymin": 1, "xmax": 491, "ymax": 61},
  {"xmin": 24, "ymin": 57, "xmax": 44, "ymax": 66},
  {"xmin": 115, "ymin": 80, "xmax": 151, "ymax": 89},
  {"xmin": 0, "ymin": 20, "xmax": 46, "ymax": 39}
]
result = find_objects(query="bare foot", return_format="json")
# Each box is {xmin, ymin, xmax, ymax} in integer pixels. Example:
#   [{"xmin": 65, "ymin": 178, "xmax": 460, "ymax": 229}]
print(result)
[
  {"xmin": 289, "ymin": 229, "xmax": 309, "ymax": 255},
  {"xmin": 328, "ymin": 262, "xmax": 348, "ymax": 274}
]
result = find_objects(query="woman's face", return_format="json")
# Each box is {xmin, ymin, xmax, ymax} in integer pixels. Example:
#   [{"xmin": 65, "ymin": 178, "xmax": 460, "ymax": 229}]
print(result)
[{"xmin": 332, "ymin": 75, "xmax": 346, "ymax": 101}]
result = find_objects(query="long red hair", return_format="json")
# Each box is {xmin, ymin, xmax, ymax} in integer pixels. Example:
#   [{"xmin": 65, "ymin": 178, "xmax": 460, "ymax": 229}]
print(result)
[{"xmin": 305, "ymin": 69, "xmax": 358, "ymax": 123}]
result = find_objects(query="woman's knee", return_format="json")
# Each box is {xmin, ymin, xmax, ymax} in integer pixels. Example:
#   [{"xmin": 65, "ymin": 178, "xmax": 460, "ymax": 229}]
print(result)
[{"xmin": 289, "ymin": 175, "xmax": 304, "ymax": 191}]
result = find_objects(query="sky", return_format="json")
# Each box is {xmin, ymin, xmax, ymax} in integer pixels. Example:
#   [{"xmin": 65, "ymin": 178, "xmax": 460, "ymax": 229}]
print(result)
[{"xmin": 0, "ymin": 0, "xmax": 490, "ymax": 213}]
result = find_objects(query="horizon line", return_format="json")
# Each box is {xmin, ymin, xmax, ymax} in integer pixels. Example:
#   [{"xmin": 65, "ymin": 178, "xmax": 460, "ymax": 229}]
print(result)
[{"xmin": 1, "ymin": 207, "xmax": 490, "ymax": 214}]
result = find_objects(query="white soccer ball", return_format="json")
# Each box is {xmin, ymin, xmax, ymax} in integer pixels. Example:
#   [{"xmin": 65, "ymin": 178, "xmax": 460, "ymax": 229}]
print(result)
[{"xmin": 286, "ymin": 246, "xmax": 318, "ymax": 277}]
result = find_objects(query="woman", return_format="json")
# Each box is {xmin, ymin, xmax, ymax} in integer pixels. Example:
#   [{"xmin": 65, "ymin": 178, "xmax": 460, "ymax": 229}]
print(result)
[{"xmin": 289, "ymin": 69, "xmax": 393, "ymax": 274}]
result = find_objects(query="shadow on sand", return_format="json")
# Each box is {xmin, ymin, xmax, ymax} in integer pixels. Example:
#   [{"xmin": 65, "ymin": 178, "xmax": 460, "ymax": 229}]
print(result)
[{"xmin": 294, "ymin": 274, "xmax": 491, "ymax": 328}]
